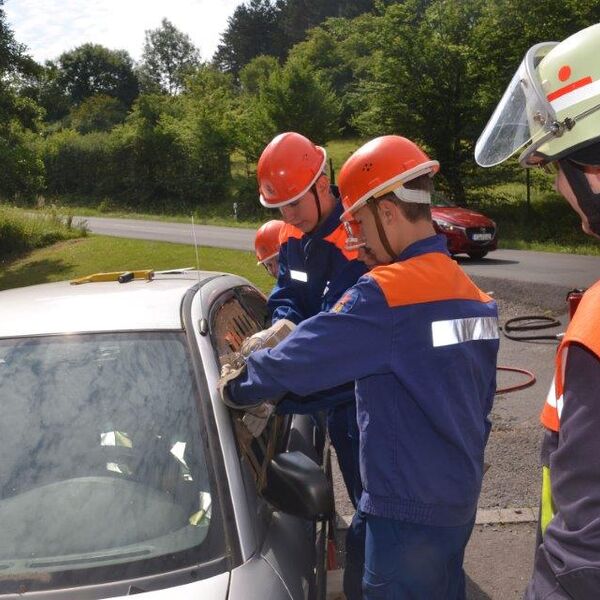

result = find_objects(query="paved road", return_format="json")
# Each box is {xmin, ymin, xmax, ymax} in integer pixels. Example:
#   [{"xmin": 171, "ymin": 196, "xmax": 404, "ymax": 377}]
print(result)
[
  {"xmin": 76, "ymin": 216, "xmax": 254, "ymax": 251},
  {"xmin": 78, "ymin": 215, "xmax": 600, "ymax": 288}
]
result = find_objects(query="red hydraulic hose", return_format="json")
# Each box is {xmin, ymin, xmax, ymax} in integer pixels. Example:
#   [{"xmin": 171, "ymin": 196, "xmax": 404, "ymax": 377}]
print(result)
[{"xmin": 496, "ymin": 365, "xmax": 536, "ymax": 395}]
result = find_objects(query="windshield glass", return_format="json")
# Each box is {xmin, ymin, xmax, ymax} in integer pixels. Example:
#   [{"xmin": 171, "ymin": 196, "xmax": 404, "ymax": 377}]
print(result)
[{"xmin": 0, "ymin": 332, "xmax": 224, "ymax": 593}]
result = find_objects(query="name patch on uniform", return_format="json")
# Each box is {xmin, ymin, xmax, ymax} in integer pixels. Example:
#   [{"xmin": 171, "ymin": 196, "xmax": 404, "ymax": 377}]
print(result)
[
  {"xmin": 290, "ymin": 269, "xmax": 308, "ymax": 282},
  {"xmin": 330, "ymin": 289, "xmax": 359, "ymax": 314}
]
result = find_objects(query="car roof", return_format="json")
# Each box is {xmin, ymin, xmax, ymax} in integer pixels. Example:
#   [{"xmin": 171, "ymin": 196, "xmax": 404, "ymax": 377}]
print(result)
[{"xmin": 0, "ymin": 270, "xmax": 229, "ymax": 338}]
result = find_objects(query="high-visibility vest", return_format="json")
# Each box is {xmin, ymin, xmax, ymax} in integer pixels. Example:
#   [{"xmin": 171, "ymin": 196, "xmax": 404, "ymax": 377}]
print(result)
[
  {"xmin": 540, "ymin": 280, "xmax": 600, "ymax": 431},
  {"xmin": 538, "ymin": 279, "xmax": 600, "ymax": 534}
]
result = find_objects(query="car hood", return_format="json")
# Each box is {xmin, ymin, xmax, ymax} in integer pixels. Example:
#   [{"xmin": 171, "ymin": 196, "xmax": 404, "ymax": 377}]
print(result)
[
  {"xmin": 431, "ymin": 207, "xmax": 494, "ymax": 227},
  {"xmin": 111, "ymin": 573, "xmax": 229, "ymax": 599}
]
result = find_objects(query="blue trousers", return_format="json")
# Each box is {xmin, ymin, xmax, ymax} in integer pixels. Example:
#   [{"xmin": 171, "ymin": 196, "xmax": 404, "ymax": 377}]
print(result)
[
  {"xmin": 363, "ymin": 514, "xmax": 475, "ymax": 600},
  {"xmin": 328, "ymin": 403, "xmax": 364, "ymax": 600}
]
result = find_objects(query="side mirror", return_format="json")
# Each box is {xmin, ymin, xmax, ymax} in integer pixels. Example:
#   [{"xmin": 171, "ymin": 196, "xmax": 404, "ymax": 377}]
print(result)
[{"xmin": 263, "ymin": 451, "xmax": 334, "ymax": 520}]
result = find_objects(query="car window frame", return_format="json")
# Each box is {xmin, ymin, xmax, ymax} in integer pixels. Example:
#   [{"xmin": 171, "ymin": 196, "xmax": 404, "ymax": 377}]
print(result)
[{"xmin": 207, "ymin": 286, "xmax": 290, "ymax": 494}]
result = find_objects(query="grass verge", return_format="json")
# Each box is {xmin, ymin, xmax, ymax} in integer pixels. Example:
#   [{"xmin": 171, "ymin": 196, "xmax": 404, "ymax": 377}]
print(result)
[
  {"xmin": 0, "ymin": 205, "xmax": 86, "ymax": 260},
  {"xmin": 0, "ymin": 235, "xmax": 274, "ymax": 293}
]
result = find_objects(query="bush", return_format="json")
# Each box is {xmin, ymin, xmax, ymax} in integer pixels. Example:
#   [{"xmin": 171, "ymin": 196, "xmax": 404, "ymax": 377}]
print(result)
[
  {"xmin": 0, "ymin": 205, "xmax": 87, "ymax": 260},
  {"xmin": 39, "ymin": 82, "xmax": 237, "ymax": 213}
]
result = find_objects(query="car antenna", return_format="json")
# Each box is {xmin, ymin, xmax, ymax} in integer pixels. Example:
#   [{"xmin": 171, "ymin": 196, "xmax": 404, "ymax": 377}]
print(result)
[{"xmin": 191, "ymin": 214, "xmax": 201, "ymax": 284}]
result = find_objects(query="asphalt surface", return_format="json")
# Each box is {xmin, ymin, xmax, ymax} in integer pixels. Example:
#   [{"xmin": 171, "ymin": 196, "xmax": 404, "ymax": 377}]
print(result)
[{"xmin": 78, "ymin": 215, "xmax": 600, "ymax": 289}]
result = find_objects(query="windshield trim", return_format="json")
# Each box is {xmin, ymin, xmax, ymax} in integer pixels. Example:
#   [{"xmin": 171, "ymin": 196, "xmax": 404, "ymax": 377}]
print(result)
[{"xmin": 181, "ymin": 286, "xmax": 243, "ymax": 569}]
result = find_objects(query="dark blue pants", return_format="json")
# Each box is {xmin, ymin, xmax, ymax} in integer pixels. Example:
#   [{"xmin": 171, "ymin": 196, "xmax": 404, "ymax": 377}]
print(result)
[
  {"xmin": 363, "ymin": 514, "xmax": 475, "ymax": 600},
  {"xmin": 328, "ymin": 403, "xmax": 364, "ymax": 600}
]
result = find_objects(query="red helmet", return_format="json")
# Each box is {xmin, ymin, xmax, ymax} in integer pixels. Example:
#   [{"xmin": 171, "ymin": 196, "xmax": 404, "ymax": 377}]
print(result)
[
  {"xmin": 338, "ymin": 135, "xmax": 439, "ymax": 221},
  {"xmin": 254, "ymin": 219, "xmax": 285, "ymax": 264},
  {"xmin": 257, "ymin": 132, "xmax": 327, "ymax": 208}
]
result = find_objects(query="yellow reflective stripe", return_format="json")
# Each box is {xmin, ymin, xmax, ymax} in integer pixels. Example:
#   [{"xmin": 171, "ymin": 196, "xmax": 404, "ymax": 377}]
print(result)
[{"xmin": 540, "ymin": 466, "xmax": 555, "ymax": 536}]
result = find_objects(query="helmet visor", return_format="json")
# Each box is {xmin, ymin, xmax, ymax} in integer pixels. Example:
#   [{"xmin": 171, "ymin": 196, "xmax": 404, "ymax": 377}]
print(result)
[{"xmin": 475, "ymin": 42, "xmax": 558, "ymax": 167}]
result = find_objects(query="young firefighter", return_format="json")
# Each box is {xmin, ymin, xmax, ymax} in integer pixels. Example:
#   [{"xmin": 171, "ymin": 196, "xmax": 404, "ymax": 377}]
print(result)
[
  {"xmin": 476, "ymin": 23, "xmax": 600, "ymax": 599},
  {"xmin": 256, "ymin": 132, "xmax": 368, "ymax": 599},
  {"xmin": 254, "ymin": 219, "xmax": 285, "ymax": 279},
  {"xmin": 220, "ymin": 135, "xmax": 500, "ymax": 599}
]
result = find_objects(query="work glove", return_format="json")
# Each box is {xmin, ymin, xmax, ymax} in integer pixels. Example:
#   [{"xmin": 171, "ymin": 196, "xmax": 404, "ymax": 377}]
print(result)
[
  {"xmin": 241, "ymin": 402, "xmax": 276, "ymax": 437},
  {"xmin": 217, "ymin": 319, "xmax": 295, "ymax": 437},
  {"xmin": 239, "ymin": 319, "xmax": 296, "ymax": 358},
  {"xmin": 218, "ymin": 360, "xmax": 276, "ymax": 437},
  {"xmin": 217, "ymin": 353, "xmax": 247, "ymax": 409}
]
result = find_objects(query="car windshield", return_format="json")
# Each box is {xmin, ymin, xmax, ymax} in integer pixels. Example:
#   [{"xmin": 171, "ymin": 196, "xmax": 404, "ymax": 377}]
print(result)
[{"xmin": 0, "ymin": 332, "xmax": 224, "ymax": 593}]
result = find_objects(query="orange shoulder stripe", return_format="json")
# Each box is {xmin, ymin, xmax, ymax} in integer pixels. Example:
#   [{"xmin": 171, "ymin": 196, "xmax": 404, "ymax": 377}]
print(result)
[
  {"xmin": 369, "ymin": 253, "xmax": 493, "ymax": 307},
  {"xmin": 279, "ymin": 223, "xmax": 303, "ymax": 244},
  {"xmin": 324, "ymin": 224, "xmax": 359, "ymax": 261}
]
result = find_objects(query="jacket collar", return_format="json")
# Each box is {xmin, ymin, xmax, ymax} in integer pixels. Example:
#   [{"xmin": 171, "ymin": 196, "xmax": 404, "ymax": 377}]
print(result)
[{"xmin": 397, "ymin": 234, "xmax": 450, "ymax": 262}]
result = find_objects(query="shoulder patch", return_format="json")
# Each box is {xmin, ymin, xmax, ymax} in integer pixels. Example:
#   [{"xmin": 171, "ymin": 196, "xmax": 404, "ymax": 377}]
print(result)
[{"xmin": 330, "ymin": 288, "xmax": 359, "ymax": 314}]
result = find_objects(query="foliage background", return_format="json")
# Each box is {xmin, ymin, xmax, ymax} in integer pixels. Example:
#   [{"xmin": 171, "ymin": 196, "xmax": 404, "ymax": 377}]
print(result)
[{"xmin": 2, "ymin": 0, "xmax": 600, "ymax": 250}]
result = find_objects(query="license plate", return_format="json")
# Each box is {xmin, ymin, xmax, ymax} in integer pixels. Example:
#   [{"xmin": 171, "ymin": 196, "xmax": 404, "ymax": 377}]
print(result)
[{"xmin": 472, "ymin": 233, "xmax": 492, "ymax": 241}]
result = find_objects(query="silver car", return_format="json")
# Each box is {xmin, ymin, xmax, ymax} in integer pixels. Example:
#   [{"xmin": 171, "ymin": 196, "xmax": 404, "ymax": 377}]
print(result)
[{"xmin": 0, "ymin": 270, "xmax": 333, "ymax": 599}]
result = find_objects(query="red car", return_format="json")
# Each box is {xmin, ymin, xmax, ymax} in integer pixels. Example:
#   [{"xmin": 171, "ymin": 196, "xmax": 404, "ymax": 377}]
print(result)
[{"xmin": 431, "ymin": 197, "xmax": 498, "ymax": 259}]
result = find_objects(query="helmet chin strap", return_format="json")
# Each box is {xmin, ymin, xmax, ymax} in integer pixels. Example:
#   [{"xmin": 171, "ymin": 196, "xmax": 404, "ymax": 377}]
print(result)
[
  {"xmin": 367, "ymin": 199, "xmax": 397, "ymax": 262},
  {"xmin": 312, "ymin": 183, "xmax": 322, "ymax": 224},
  {"xmin": 559, "ymin": 159, "xmax": 600, "ymax": 236}
]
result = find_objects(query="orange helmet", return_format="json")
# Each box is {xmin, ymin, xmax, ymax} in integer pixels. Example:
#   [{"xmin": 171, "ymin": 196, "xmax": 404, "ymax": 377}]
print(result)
[
  {"xmin": 257, "ymin": 132, "xmax": 327, "ymax": 208},
  {"xmin": 254, "ymin": 219, "xmax": 285, "ymax": 264},
  {"xmin": 338, "ymin": 135, "xmax": 439, "ymax": 221}
]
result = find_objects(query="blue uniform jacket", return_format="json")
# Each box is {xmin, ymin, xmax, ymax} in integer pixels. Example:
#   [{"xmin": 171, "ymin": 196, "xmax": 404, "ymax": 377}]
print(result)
[
  {"xmin": 269, "ymin": 190, "xmax": 368, "ymax": 324},
  {"xmin": 270, "ymin": 191, "xmax": 367, "ymax": 414},
  {"xmin": 229, "ymin": 235, "xmax": 499, "ymax": 526}
]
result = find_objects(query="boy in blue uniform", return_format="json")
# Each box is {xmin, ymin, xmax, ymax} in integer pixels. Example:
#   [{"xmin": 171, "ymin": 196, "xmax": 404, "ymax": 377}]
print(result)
[
  {"xmin": 221, "ymin": 135, "xmax": 499, "ymax": 599},
  {"xmin": 256, "ymin": 132, "xmax": 367, "ymax": 598}
]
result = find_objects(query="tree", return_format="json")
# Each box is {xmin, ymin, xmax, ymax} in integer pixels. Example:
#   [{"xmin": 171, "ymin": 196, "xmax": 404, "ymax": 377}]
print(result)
[
  {"xmin": 213, "ymin": 0, "xmax": 286, "ymax": 77},
  {"xmin": 279, "ymin": 0, "xmax": 374, "ymax": 46},
  {"xmin": 68, "ymin": 95, "xmax": 128, "ymax": 133},
  {"xmin": 139, "ymin": 19, "xmax": 200, "ymax": 95},
  {"xmin": 239, "ymin": 55, "xmax": 279, "ymax": 94},
  {"xmin": 214, "ymin": 0, "xmax": 376, "ymax": 77},
  {"xmin": 352, "ymin": 0, "xmax": 487, "ymax": 200},
  {"xmin": 57, "ymin": 44, "xmax": 139, "ymax": 108},
  {"xmin": 259, "ymin": 58, "xmax": 340, "ymax": 144},
  {"xmin": 0, "ymin": 0, "xmax": 44, "ymax": 199},
  {"xmin": 287, "ymin": 14, "xmax": 379, "ymax": 132}
]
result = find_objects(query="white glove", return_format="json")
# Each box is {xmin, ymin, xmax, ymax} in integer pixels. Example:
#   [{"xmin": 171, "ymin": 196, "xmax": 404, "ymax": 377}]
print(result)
[
  {"xmin": 217, "ymin": 353, "xmax": 247, "ymax": 408},
  {"xmin": 240, "ymin": 319, "xmax": 296, "ymax": 358},
  {"xmin": 242, "ymin": 403, "xmax": 276, "ymax": 437}
]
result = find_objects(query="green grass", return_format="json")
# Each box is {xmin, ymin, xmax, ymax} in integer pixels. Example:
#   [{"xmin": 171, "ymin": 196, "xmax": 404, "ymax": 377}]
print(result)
[
  {"xmin": 0, "ymin": 235, "xmax": 274, "ymax": 293},
  {"xmin": 0, "ymin": 205, "xmax": 86, "ymax": 259},
  {"xmin": 59, "ymin": 204, "xmax": 265, "ymax": 229},
  {"xmin": 325, "ymin": 137, "xmax": 366, "ymax": 178}
]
